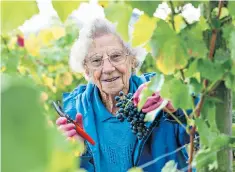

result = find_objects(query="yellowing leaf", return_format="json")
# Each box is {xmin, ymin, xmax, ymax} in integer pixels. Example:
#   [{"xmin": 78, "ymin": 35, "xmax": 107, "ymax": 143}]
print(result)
[
  {"xmin": 174, "ymin": 15, "xmax": 186, "ymax": 33},
  {"xmin": 50, "ymin": 27, "xmax": 65, "ymax": 40},
  {"xmin": 30, "ymin": 70, "xmax": 42, "ymax": 84},
  {"xmin": 17, "ymin": 66, "xmax": 26, "ymax": 75},
  {"xmin": 104, "ymin": 3, "xmax": 132, "ymax": 41},
  {"xmin": 44, "ymin": 103, "xmax": 49, "ymax": 111},
  {"xmin": 132, "ymin": 14, "xmax": 157, "ymax": 47},
  {"xmin": 48, "ymin": 64, "xmax": 64, "ymax": 72},
  {"xmin": 156, "ymin": 38, "xmax": 188, "ymax": 75},
  {"xmin": 25, "ymin": 34, "xmax": 42, "ymax": 56},
  {"xmin": 42, "ymin": 75, "xmax": 53, "ymax": 87},
  {"xmin": 1, "ymin": 1, "xmax": 39, "ymax": 33},
  {"xmin": 46, "ymin": 149, "xmax": 76, "ymax": 172},
  {"xmin": 40, "ymin": 91, "xmax": 48, "ymax": 102},
  {"xmin": 144, "ymin": 42, "xmax": 152, "ymax": 53},
  {"xmin": 128, "ymin": 167, "xmax": 143, "ymax": 172},
  {"xmin": 151, "ymin": 20, "xmax": 188, "ymax": 75},
  {"xmin": 42, "ymin": 74, "xmax": 56, "ymax": 92},
  {"xmin": 37, "ymin": 30, "xmax": 55, "ymax": 46},
  {"xmin": 98, "ymin": 1, "xmax": 109, "ymax": 8},
  {"xmin": 52, "ymin": 1, "xmax": 86, "ymax": 22},
  {"xmin": 55, "ymin": 74, "xmax": 65, "ymax": 89},
  {"xmin": 62, "ymin": 72, "xmax": 73, "ymax": 86},
  {"xmin": 8, "ymin": 36, "xmax": 17, "ymax": 49},
  {"xmin": 1, "ymin": 66, "xmax": 6, "ymax": 73},
  {"xmin": 37, "ymin": 27, "xmax": 65, "ymax": 46}
]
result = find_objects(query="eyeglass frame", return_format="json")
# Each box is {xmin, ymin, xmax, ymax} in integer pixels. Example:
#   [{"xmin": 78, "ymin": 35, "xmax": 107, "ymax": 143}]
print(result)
[{"xmin": 84, "ymin": 49, "xmax": 131, "ymax": 70}]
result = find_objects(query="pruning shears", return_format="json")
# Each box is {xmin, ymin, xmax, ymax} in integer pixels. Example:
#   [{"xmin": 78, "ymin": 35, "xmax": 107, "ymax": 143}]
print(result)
[{"xmin": 52, "ymin": 101, "xmax": 95, "ymax": 145}]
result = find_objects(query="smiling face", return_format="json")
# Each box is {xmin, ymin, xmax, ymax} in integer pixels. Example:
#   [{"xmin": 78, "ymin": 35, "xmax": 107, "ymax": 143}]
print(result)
[{"xmin": 85, "ymin": 34, "xmax": 134, "ymax": 95}]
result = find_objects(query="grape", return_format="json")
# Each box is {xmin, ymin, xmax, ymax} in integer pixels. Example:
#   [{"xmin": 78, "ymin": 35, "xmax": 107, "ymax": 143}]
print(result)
[
  {"xmin": 116, "ymin": 114, "xmax": 123, "ymax": 119},
  {"xmin": 119, "ymin": 91, "xmax": 124, "ymax": 96},
  {"xmin": 116, "ymin": 102, "xmax": 122, "ymax": 107},
  {"xmin": 119, "ymin": 117, "xmax": 124, "ymax": 122},
  {"xmin": 118, "ymin": 108, "xmax": 124, "ymax": 113},
  {"xmin": 115, "ymin": 91, "xmax": 150, "ymax": 140},
  {"xmin": 132, "ymin": 130, "xmax": 137, "ymax": 134},
  {"xmin": 140, "ymin": 113, "xmax": 145, "ymax": 118},
  {"xmin": 115, "ymin": 96, "xmax": 120, "ymax": 101},
  {"xmin": 127, "ymin": 117, "xmax": 132, "ymax": 122},
  {"xmin": 127, "ymin": 93, "xmax": 132, "ymax": 99}
]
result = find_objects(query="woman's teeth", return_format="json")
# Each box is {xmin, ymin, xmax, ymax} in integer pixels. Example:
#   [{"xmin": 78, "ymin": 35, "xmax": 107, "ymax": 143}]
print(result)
[{"xmin": 105, "ymin": 77, "xmax": 119, "ymax": 82}]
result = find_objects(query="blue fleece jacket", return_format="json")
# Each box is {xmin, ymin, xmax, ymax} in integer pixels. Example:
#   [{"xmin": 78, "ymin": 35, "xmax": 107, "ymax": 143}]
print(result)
[{"xmin": 62, "ymin": 73, "xmax": 196, "ymax": 172}]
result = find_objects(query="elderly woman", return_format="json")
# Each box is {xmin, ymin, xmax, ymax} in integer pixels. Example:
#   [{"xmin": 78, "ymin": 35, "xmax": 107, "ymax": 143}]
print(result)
[{"xmin": 56, "ymin": 18, "xmax": 193, "ymax": 172}]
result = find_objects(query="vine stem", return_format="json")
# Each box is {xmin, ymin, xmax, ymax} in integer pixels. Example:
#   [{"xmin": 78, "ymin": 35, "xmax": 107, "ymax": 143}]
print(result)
[
  {"xmin": 1, "ymin": 35, "xmax": 10, "ymax": 53},
  {"xmin": 188, "ymin": 1, "xmax": 223, "ymax": 172},
  {"xmin": 35, "ymin": 59, "xmax": 47, "ymax": 67},
  {"xmin": 209, "ymin": 0, "xmax": 223, "ymax": 60},
  {"xmin": 164, "ymin": 108, "xmax": 187, "ymax": 130},
  {"xmin": 169, "ymin": 1, "xmax": 186, "ymax": 83},
  {"xmin": 180, "ymin": 69, "xmax": 186, "ymax": 82},
  {"xmin": 169, "ymin": 1, "xmax": 176, "ymax": 31}
]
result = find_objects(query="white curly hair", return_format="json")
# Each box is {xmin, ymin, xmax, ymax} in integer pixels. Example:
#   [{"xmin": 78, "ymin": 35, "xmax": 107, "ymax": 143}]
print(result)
[{"xmin": 69, "ymin": 18, "xmax": 147, "ymax": 74}]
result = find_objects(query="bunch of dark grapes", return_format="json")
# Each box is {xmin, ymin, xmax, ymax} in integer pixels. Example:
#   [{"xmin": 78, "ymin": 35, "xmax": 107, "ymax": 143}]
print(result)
[{"xmin": 115, "ymin": 91, "xmax": 149, "ymax": 140}]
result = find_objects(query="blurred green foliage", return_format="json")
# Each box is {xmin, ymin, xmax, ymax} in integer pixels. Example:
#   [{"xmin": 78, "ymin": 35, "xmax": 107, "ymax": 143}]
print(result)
[{"xmin": 1, "ymin": 1, "xmax": 235, "ymax": 172}]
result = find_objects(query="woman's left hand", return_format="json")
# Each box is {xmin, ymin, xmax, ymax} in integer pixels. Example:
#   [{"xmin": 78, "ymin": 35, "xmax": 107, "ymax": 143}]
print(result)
[{"xmin": 133, "ymin": 83, "xmax": 176, "ymax": 113}]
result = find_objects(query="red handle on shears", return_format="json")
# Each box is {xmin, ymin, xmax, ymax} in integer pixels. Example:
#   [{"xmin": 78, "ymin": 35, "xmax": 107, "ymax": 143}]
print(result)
[
  {"xmin": 52, "ymin": 101, "xmax": 95, "ymax": 145},
  {"xmin": 72, "ymin": 120, "xmax": 95, "ymax": 145}
]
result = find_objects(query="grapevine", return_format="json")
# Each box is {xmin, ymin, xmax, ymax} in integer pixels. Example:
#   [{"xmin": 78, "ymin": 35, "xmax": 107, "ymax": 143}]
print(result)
[{"xmin": 115, "ymin": 91, "xmax": 149, "ymax": 140}]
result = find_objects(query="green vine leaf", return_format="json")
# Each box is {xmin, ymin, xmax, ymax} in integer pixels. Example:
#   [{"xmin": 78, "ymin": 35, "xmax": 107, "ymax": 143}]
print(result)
[
  {"xmin": 52, "ymin": 1, "xmax": 86, "ymax": 22},
  {"xmin": 228, "ymin": 1, "xmax": 235, "ymax": 17},
  {"xmin": 1, "ymin": 1, "xmax": 39, "ymax": 33},
  {"xmin": 161, "ymin": 160, "xmax": 181, "ymax": 172},
  {"xmin": 179, "ymin": 17, "xmax": 209, "ymax": 58},
  {"xmin": 225, "ymin": 73, "xmax": 235, "ymax": 91},
  {"xmin": 126, "ymin": 1, "xmax": 161, "ymax": 17},
  {"xmin": 195, "ymin": 117, "xmax": 213, "ymax": 146},
  {"xmin": 160, "ymin": 78, "xmax": 193, "ymax": 109},
  {"xmin": 197, "ymin": 59, "xmax": 225, "ymax": 82},
  {"xmin": 229, "ymin": 31, "xmax": 235, "ymax": 63},
  {"xmin": 2, "ymin": 75, "xmax": 49, "ymax": 172},
  {"xmin": 193, "ymin": 148, "xmax": 218, "ymax": 171},
  {"xmin": 138, "ymin": 74, "xmax": 164, "ymax": 111},
  {"xmin": 104, "ymin": 3, "xmax": 132, "ymax": 41},
  {"xmin": 189, "ymin": 78, "xmax": 203, "ymax": 95},
  {"xmin": 190, "ymin": 2, "xmax": 202, "ymax": 8},
  {"xmin": 151, "ymin": 20, "xmax": 188, "ymax": 74}
]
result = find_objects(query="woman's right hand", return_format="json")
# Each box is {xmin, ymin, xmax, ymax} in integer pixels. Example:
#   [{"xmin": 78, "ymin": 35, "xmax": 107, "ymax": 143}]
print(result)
[{"xmin": 56, "ymin": 113, "xmax": 84, "ymax": 142}]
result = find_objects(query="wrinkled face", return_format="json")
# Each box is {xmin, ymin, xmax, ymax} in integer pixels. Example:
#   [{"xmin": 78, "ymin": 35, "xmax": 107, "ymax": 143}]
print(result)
[{"xmin": 85, "ymin": 34, "xmax": 134, "ymax": 95}]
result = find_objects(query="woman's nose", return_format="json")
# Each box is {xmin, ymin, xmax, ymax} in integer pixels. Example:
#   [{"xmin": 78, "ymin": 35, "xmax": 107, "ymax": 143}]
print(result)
[{"xmin": 102, "ymin": 56, "xmax": 115, "ymax": 73}]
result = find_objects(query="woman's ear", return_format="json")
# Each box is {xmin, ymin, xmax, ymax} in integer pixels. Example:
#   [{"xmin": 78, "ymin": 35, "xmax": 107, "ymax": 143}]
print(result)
[
  {"xmin": 132, "ymin": 56, "xmax": 138, "ymax": 68},
  {"xmin": 83, "ymin": 65, "xmax": 90, "ymax": 80},
  {"xmin": 131, "ymin": 56, "xmax": 137, "ymax": 73}
]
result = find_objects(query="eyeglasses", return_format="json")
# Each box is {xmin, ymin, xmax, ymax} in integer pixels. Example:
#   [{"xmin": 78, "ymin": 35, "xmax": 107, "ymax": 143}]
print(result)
[{"xmin": 85, "ymin": 49, "xmax": 129, "ymax": 70}]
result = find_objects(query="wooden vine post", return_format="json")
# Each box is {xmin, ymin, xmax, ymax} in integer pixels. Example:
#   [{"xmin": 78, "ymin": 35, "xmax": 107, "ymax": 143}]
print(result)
[
  {"xmin": 208, "ymin": 1, "xmax": 233, "ymax": 171},
  {"xmin": 187, "ymin": 1, "xmax": 233, "ymax": 172},
  {"xmin": 215, "ymin": 83, "xmax": 233, "ymax": 172}
]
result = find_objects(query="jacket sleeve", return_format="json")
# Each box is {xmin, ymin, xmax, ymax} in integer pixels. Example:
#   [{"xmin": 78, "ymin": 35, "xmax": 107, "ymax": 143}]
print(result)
[
  {"xmin": 62, "ymin": 84, "xmax": 86, "ymax": 119},
  {"xmin": 79, "ymin": 142, "xmax": 95, "ymax": 172},
  {"xmin": 62, "ymin": 85, "xmax": 95, "ymax": 171}
]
